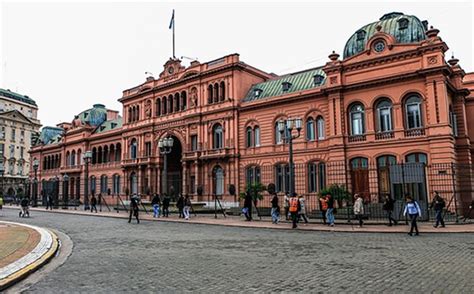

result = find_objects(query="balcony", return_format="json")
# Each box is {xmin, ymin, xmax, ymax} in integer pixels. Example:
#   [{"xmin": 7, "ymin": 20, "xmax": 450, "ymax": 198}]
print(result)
[
  {"xmin": 375, "ymin": 131, "xmax": 394, "ymax": 140},
  {"xmin": 89, "ymin": 161, "xmax": 121, "ymax": 170},
  {"xmin": 348, "ymin": 134, "xmax": 367, "ymax": 143},
  {"xmin": 404, "ymin": 128, "xmax": 425, "ymax": 138},
  {"xmin": 61, "ymin": 165, "xmax": 82, "ymax": 173}
]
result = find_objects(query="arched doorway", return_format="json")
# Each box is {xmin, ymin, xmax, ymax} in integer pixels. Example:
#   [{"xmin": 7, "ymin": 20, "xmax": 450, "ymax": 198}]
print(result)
[{"xmin": 162, "ymin": 135, "xmax": 182, "ymax": 198}]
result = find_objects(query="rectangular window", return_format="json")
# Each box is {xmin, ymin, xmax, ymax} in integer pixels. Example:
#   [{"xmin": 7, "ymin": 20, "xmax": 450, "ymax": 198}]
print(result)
[
  {"xmin": 20, "ymin": 147, "xmax": 24, "ymax": 159},
  {"xmin": 254, "ymin": 127, "xmax": 260, "ymax": 147},
  {"xmin": 275, "ymin": 164, "xmax": 289, "ymax": 193},
  {"xmin": 11, "ymin": 129, "xmax": 15, "ymax": 141},
  {"xmin": 0, "ymin": 127, "xmax": 5, "ymax": 139},
  {"xmin": 407, "ymin": 105, "xmax": 421, "ymax": 129},
  {"xmin": 191, "ymin": 135, "xmax": 198, "ymax": 151},
  {"xmin": 0, "ymin": 143, "xmax": 4, "ymax": 155},
  {"xmin": 190, "ymin": 175, "xmax": 196, "ymax": 193},
  {"xmin": 9, "ymin": 144, "xmax": 14, "ymax": 157},
  {"xmin": 20, "ymin": 130, "xmax": 25, "ymax": 141},
  {"xmin": 308, "ymin": 164, "xmax": 317, "ymax": 193}
]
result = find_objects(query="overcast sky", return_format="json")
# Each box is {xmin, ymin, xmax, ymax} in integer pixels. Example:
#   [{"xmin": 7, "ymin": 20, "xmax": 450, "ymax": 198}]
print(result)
[{"xmin": 1, "ymin": 0, "xmax": 472, "ymax": 128}]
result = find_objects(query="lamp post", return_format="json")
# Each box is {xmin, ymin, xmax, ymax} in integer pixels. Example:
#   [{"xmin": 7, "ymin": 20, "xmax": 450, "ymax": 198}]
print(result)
[
  {"xmin": 32, "ymin": 159, "xmax": 39, "ymax": 207},
  {"xmin": 63, "ymin": 173, "xmax": 69, "ymax": 209},
  {"xmin": 158, "ymin": 137, "xmax": 174, "ymax": 195},
  {"xmin": 83, "ymin": 151, "xmax": 92, "ymax": 210},
  {"xmin": 53, "ymin": 175, "xmax": 59, "ymax": 208},
  {"xmin": 0, "ymin": 164, "xmax": 4, "ymax": 199},
  {"xmin": 278, "ymin": 118, "xmax": 303, "ymax": 197},
  {"xmin": 25, "ymin": 178, "xmax": 30, "ymax": 200}
]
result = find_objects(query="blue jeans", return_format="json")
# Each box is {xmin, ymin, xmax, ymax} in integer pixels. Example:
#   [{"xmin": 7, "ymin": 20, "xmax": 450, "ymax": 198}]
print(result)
[
  {"xmin": 326, "ymin": 208, "xmax": 335, "ymax": 225},
  {"xmin": 153, "ymin": 204, "xmax": 160, "ymax": 218},
  {"xmin": 271, "ymin": 207, "xmax": 280, "ymax": 223},
  {"xmin": 435, "ymin": 209, "xmax": 445, "ymax": 227}
]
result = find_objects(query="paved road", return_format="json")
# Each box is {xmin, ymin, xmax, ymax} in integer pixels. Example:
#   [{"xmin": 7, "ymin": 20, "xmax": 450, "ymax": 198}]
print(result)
[{"xmin": 1, "ymin": 209, "xmax": 473, "ymax": 293}]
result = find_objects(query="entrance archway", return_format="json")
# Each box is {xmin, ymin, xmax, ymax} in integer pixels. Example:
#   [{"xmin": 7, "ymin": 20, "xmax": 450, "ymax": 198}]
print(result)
[{"xmin": 162, "ymin": 135, "xmax": 182, "ymax": 198}]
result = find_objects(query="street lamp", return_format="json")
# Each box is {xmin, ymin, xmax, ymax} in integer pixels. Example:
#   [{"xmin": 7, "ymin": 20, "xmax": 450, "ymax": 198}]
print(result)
[
  {"xmin": 159, "ymin": 137, "xmax": 174, "ymax": 196},
  {"xmin": 53, "ymin": 175, "xmax": 59, "ymax": 208},
  {"xmin": 32, "ymin": 159, "xmax": 39, "ymax": 207},
  {"xmin": 278, "ymin": 118, "xmax": 303, "ymax": 197},
  {"xmin": 83, "ymin": 150, "xmax": 92, "ymax": 210},
  {"xmin": 0, "ymin": 163, "xmax": 4, "ymax": 199},
  {"xmin": 63, "ymin": 173, "xmax": 69, "ymax": 209}
]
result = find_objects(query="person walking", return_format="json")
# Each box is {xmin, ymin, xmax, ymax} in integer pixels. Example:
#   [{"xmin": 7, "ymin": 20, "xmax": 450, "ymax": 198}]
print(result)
[
  {"xmin": 243, "ymin": 190, "xmax": 253, "ymax": 221},
  {"xmin": 162, "ymin": 194, "xmax": 170, "ymax": 217},
  {"xmin": 271, "ymin": 193, "xmax": 280, "ymax": 224},
  {"xmin": 298, "ymin": 195, "xmax": 309, "ymax": 224},
  {"xmin": 325, "ymin": 194, "xmax": 335, "ymax": 227},
  {"xmin": 128, "ymin": 194, "xmax": 140, "ymax": 224},
  {"xmin": 383, "ymin": 194, "xmax": 397, "ymax": 226},
  {"xmin": 404, "ymin": 195, "xmax": 422, "ymax": 236},
  {"xmin": 90, "ymin": 194, "xmax": 98, "ymax": 213},
  {"xmin": 19, "ymin": 197, "xmax": 30, "ymax": 218},
  {"xmin": 353, "ymin": 194, "xmax": 364, "ymax": 227},
  {"xmin": 319, "ymin": 195, "xmax": 328, "ymax": 224},
  {"xmin": 151, "ymin": 193, "xmax": 161, "ymax": 218},
  {"xmin": 431, "ymin": 191, "xmax": 446, "ymax": 228},
  {"xmin": 45, "ymin": 193, "xmax": 53, "ymax": 210},
  {"xmin": 183, "ymin": 194, "xmax": 192, "ymax": 220},
  {"xmin": 176, "ymin": 194, "xmax": 185, "ymax": 218},
  {"xmin": 284, "ymin": 193, "xmax": 290, "ymax": 221},
  {"xmin": 289, "ymin": 194, "xmax": 301, "ymax": 229}
]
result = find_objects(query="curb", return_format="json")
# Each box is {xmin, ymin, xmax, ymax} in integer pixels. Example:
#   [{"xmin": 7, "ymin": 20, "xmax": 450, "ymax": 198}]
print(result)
[{"xmin": 0, "ymin": 222, "xmax": 59, "ymax": 291}]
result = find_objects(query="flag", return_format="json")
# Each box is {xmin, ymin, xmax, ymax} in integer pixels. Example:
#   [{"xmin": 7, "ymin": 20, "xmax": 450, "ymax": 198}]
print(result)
[{"xmin": 169, "ymin": 9, "xmax": 175, "ymax": 29}]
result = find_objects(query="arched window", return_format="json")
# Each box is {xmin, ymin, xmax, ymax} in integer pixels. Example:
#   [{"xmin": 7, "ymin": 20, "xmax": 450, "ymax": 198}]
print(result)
[
  {"xmin": 376, "ymin": 99, "xmax": 393, "ymax": 132},
  {"xmin": 115, "ymin": 143, "xmax": 121, "ymax": 161},
  {"xmin": 108, "ymin": 145, "xmax": 114, "ymax": 163},
  {"xmin": 246, "ymin": 126, "xmax": 253, "ymax": 148},
  {"xmin": 213, "ymin": 166, "xmax": 224, "ymax": 196},
  {"xmin": 405, "ymin": 95, "xmax": 423, "ymax": 129},
  {"xmin": 71, "ymin": 150, "xmax": 76, "ymax": 166},
  {"xmin": 213, "ymin": 124, "xmax": 223, "ymax": 149},
  {"xmin": 220, "ymin": 81, "xmax": 225, "ymax": 101},
  {"xmin": 449, "ymin": 106, "xmax": 458, "ymax": 136},
  {"xmin": 77, "ymin": 149, "xmax": 82, "ymax": 165},
  {"xmin": 308, "ymin": 162, "xmax": 326, "ymax": 193},
  {"xmin": 316, "ymin": 116, "xmax": 325, "ymax": 140},
  {"xmin": 351, "ymin": 157, "xmax": 368, "ymax": 169},
  {"xmin": 66, "ymin": 151, "xmax": 70, "ymax": 167},
  {"xmin": 128, "ymin": 107, "xmax": 132, "ymax": 123},
  {"xmin": 274, "ymin": 163, "xmax": 290, "ymax": 193},
  {"xmin": 168, "ymin": 95, "xmax": 173, "ymax": 113},
  {"xmin": 156, "ymin": 98, "xmax": 161, "ymax": 116},
  {"xmin": 306, "ymin": 117, "xmax": 315, "ymax": 141},
  {"xmin": 349, "ymin": 103, "xmax": 365, "ymax": 135},
  {"xmin": 90, "ymin": 176, "xmax": 96, "ymax": 195},
  {"xmin": 405, "ymin": 152, "xmax": 427, "ymax": 164},
  {"xmin": 136, "ymin": 105, "xmax": 140, "ymax": 121},
  {"xmin": 213, "ymin": 83, "xmax": 219, "ymax": 103},
  {"xmin": 174, "ymin": 93, "xmax": 180, "ymax": 112},
  {"xmin": 130, "ymin": 139, "xmax": 138, "ymax": 159},
  {"xmin": 181, "ymin": 91, "xmax": 187, "ymax": 110},
  {"xmin": 377, "ymin": 155, "xmax": 397, "ymax": 201},
  {"xmin": 100, "ymin": 175, "xmax": 108, "ymax": 193},
  {"xmin": 98, "ymin": 146, "xmax": 103, "ymax": 164},
  {"xmin": 208, "ymin": 84, "xmax": 213, "ymax": 104},
  {"xmin": 92, "ymin": 147, "xmax": 97, "ymax": 164},
  {"xmin": 246, "ymin": 166, "xmax": 261, "ymax": 186},
  {"xmin": 103, "ymin": 146, "xmax": 108, "ymax": 163},
  {"xmin": 162, "ymin": 98, "xmax": 167, "ymax": 115},
  {"xmin": 377, "ymin": 155, "xmax": 396, "ymax": 167},
  {"xmin": 113, "ymin": 174, "xmax": 120, "ymax": 194},
  {"xmin": 254, "ymin": 126, "xmax": 260, "ymax": 147}
]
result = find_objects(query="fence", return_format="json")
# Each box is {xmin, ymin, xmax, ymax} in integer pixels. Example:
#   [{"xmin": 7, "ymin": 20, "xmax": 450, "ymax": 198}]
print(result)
[{"xmin": 238, "ymin": 161, "xmax": 474, "ymax": 222}]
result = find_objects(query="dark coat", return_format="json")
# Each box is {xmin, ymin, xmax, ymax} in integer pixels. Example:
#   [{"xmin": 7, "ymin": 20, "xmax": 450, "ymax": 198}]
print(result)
[
  {"xmin": 431, "ymin": 196, "xmax": 445, "ymax": 211},
  {"xmin": 176, "ymin": 196, "xmax": 185, "ymax": 209},
  {"xmin": 383, "ymin": 198, "xmax": 395, "ymax": 211},
  {"xmin": 151, "ymin": 195, "xmax": 161, "ymax": 206},
  {"xmin": 91, "ymin": 196, "xmax": 97, "ymax": 205},
  {"xmin": 271, "ymin": 195, "xmax": 279, "ymax": 208},
  {"xmin": 244, "ymin": 192, "xmax": 252, "ymax": 208},
  {"xmin": 162, "ymin": 196, "xmax": 171, "ymax": 207}
]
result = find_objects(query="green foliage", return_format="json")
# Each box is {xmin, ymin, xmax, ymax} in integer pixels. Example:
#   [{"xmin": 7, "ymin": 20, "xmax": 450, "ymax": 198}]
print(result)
[
  {"xmin": 239, "ymin": 182, "xmax": 267, "ymax": 201},
  {"xmin": 319, "ymin": 184, "xmax": 350, "ymax": 200}
]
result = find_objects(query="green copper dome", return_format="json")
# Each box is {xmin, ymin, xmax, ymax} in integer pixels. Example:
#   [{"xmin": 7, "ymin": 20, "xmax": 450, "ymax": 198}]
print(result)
[{"xmin": 343, "ymin": 12, "xmax": 427, "ymax": 59}]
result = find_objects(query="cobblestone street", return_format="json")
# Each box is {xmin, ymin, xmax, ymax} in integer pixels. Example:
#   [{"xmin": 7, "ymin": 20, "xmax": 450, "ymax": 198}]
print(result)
[{"xmin": 1, "ymin": 209, "xmax": 473, "ymax": 293}]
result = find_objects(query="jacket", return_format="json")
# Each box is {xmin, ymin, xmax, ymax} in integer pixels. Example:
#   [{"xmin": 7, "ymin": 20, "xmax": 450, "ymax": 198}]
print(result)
[
  {"xmin": 298, "ymin": 198, "xmax": 306, "ymax": 214},
  {"xmin": 353, "ymin": 198, "xmax": 364, "ymax": 215},
  {"xmin": 162, "ymin": 196, "xmax": 170, "ymax": 207},
  {"xmin": 244, "ymin": 193, "xmax": 252, "ymax": 208},
  {"xmin": 271, "ymin": 195, "xmax": 279, "ymax": 208},
  {"xmin": 431, "ymin": 197, "xmax": 445, "ymax": 211},
  {"xmin": 404, "ymin": 201, "xmax": 422, "ymax": 216},
  {"xmin": 151, "ymin": 196, "xmax": 161, "ymax": 206},
  {"xmin": 383, "ymin": 198, "xmax": 395, "ymax": 211},
  {"xmin": 176, "ymin": 196, "xmax": 185, "ymax": 209},
  {"xmin": 185, "ymin": 197, "xmax": 192, "ymax": 206}
]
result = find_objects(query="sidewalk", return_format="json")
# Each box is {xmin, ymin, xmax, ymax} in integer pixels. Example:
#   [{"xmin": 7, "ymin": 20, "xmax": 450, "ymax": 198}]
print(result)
[
  {"xmin": 0, "ymin": 221, "xmax": 59, "ymax": 290},
  {"xmin": 5, "ymin": 206, "xmax": 474, "ymax": 233}
]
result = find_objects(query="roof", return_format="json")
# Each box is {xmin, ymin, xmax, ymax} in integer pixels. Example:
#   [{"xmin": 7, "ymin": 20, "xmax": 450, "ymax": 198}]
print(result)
[
  {"xmin": 0, "ymin": 88, "xmax": 37, "ymax": 106},
  {"xmin": 243, "ymin": 67, "xmax": 326, "ymax": 102},
  {"xmin": 94, "ymin": 117, "xmax": 123, "ymax": 134},
  {"xmin": 343, "ymin": 12, "xmax": 427, "ymax": 59},
  {"xmin": 76, "ymin": 104, "xmax": 107, "ymax": 127},
  {"xmin": 39, "ymin": 126, "xmax": 64, "ymax": 145}
]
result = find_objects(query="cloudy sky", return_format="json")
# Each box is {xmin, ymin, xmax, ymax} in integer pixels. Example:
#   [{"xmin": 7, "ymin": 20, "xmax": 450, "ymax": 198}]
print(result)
[{"xmin": 1, "ymin": 0, "xmax": 472, "ymax": 128}]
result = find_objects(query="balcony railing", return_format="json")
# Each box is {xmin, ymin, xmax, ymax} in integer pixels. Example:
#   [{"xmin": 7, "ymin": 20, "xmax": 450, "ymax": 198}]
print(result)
[
  {"xmin": 375, "ymin": 131, "xmax": 394, "ymax": 140},
  {"xmin": 348, "ymin": 134, "xmax": 367, "ymax": 143},
  {"xmin": 404, "ymin": 128, "xmax": 425, "ymax": 137}
]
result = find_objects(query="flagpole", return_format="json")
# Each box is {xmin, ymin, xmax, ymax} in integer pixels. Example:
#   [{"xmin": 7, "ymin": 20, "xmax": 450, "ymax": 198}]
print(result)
[{"xmin": 172, "ymin": 11, "xmax": 175, "ymax": 59}]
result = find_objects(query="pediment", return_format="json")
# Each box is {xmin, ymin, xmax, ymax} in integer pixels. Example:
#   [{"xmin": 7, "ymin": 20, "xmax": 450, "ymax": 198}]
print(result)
[{"xmin": 0, "ymin": 110, "xmax": 35, "ymax": 125}]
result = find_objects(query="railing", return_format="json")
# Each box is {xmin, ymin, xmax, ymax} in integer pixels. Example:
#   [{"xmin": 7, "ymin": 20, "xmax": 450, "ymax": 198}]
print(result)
[
  {"xmin": 348, "ymin": 134, "xmax": 367, "ymax": 142},
  {"xmin": 375, "ymin": 131, "xmax": 394, "ymax": 140},
  {"xmin": 404, "ymin": 128, "xmax": 425, "ymax": 137}
]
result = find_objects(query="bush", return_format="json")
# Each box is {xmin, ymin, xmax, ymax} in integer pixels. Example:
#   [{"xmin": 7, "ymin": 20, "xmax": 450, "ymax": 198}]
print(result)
[
  {"xmin": 239, "ymin": 182, "xmax": 267, "ymax": 201},
  {"xmin": 319, "ymin": 184, "xmax": 350, "ymax": 202}
]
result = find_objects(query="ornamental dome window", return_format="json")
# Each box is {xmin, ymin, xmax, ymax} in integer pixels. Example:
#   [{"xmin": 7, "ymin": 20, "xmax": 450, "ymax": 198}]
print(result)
[
  {"xmin": 313, "ymin": 75, "xmax": 325, "ymax": 85},
  {"xmin": 254, "ymin": 88, "xmax": 263, "ymax": 97},
  {"xmin": 282, "ymin": 82, "xmax": 292, "ymax": 92},
  {"xmin": 398, "ymin": 18, "xmax": 409, "ymax": 30},
  {"xmin": 356, "ymin": 30, "xmax": 366, "ymax": 41}
]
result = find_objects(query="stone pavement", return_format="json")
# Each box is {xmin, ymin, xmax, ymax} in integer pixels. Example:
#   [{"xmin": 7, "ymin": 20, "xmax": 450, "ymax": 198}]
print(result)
[
  {"xmin": 5, "ymin": 205, "xmax": 474, "ymax": 234},
  {"xmin": 0, "ymin": 220, "xmax": 59, "ymax": 290},
  {"xmin": 1, "ymin": 208, "xmax": 473, "ymax": 293}
]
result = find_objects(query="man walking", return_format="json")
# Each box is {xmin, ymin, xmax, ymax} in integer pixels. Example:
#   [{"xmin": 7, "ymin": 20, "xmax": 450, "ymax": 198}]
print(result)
[
  {"xmin": 151, "ymin": 193, "xmax": 161, "ymax": 218},
  {"xmin": 176, "ymin": 194, "xmax": 185, "ymax": 218},
  {"xmin": 404, "ymin": 194, "xmax": 422, "ymax": 236},
  {"xmin": 128, "ymin": 194, "xmax": 140, "ymax": 224},
  {"xmin": 90, "ymin": 194, "xmax": 98, "ymax": 213},
  {"xmin": 183, "ymin": 194, "xmax": 192, "ymax": 220},
  {"xmin": 298, "ymin": 195, "xmax": 309, "ymax": 224},
  {"xmin": 325, "ymin": 193, "xmax": 335, "ymax": 227},
  {"xmin": 162, "ymin": 194, "xmax": 170, "ymax": 217},
  {"xmin": 383, "ymin": 194, "xmax": 397, "ymax": 226},
  {"xmin": 431, "ymin": 191, "xmax": 446, "ymax": 228},
  {"xmin": 243, "ymin": 190, "xmax": 253, "ymax": 221},
  {"xmin": 289, "ymin": 194, "xmax": 300, "ymax": 229},
  {"xmin": 271, "ymin": 193, "xmax": 280, "ymax": 224},
  {"xmin": 45, "ymin": 193, "xmax": 53, "ymax": 210}
]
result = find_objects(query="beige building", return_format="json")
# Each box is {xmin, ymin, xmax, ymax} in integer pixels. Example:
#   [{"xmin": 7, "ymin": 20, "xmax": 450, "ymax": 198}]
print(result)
[{"xmin": 0, "ymin": 88, "xmax": 41, "ymax": 198}]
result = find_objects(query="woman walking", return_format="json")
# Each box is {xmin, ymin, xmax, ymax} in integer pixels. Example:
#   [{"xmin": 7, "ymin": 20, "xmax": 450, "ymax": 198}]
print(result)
[
  {"xmin": 183, "ymin": 194, "xmax": 192, "ymax": 220},
  {"xmin": 404, "ymin": 195, "xmax": 422, "ymax": 236},
  {"xmin": 271, "ymin": 193, "xmax": 280, "ymax": 224},
  {"xmin": 353, "ymin": 194, "xmax": 364, "ymax": 227}
]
